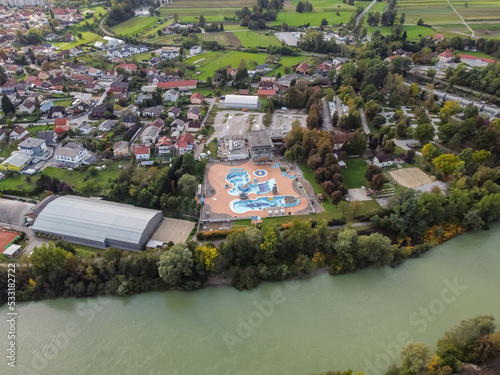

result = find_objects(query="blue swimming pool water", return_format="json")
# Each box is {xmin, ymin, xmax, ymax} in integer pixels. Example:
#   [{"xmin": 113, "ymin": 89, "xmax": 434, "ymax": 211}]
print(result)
[
  {"xmin": 226, "ymin": 170, "xmax": 276, "ymax": 196},
  {"xmin": 231, "ymin": 195, "xmax": 300, "ymax": 214}
]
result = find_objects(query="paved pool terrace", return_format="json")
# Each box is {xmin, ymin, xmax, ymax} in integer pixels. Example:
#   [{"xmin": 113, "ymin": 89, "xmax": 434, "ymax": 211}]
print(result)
[{"xmin": 204, "ymin": 161, "xmax": 309, "ymax": 218}]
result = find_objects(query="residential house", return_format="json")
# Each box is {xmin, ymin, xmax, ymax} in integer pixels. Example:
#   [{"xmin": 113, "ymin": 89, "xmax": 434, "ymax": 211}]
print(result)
[
  {"xmin": 150, "ymin": 118, "xmax": 165, "ymax": 132},
  {"xmin": 176, "ymin": 132, "xmax": 194, "ymax": 154},
  {"xmin": 160, "ymin": 46, "xmax": 180, "ymax": 60},
  {"xmin": 134, "ymin": 45, "xmax": 148, "ymax": 54},
  {"xmin": 77, "ymin": 122, "xmax": 92, "ymax": 135},
  {"xmin": 92, "ymin": 103, "xmax": 113, "ymax": 119},
  {"xmin": 257, "ymin": 89, "xmax": 276, "ymax": 98},
  {"xmin": 439, "ymin": 49, "xmax": 454, "ymax": 63},
  {"xmin": 54, "ymin": 118, "xmax": 70, "ymax": 135},
  {"xmin": 295, "ymin": 63, "xmax": 311, "ymax": 75},
  {"xmin": 187, "ymin": 107, "xmax": 201, "ymax": 121},
  {"xmin": 125, "ymin": 124, "xmax": 140, "ymax": 140},
  {"xmin": 135, "ymin": 93, "xmax": 152, "ymax": 106},
  {"xmin": 140, "ymin": 126, "xmax": 160, "ymax": 145},
  {"xmin": 186, "ymin": 119, "xmax": 201, "ymax": 132},
  {"xmin": 116, "ymin": 63, "xmax": 138, "ymax": 73},
  {"xmin": 149, "ymin": 57, "xmax": 161, "ymax": 66},
  {"xmin": 134, "ymin": 145, "xmax": 150, "ymax": 160},
  {"xmin": 40, "ymin": 99, "xmax": 54, "ymax": 113},
  {"xmin": 47, "ymin": 106, "xmax": 66, "ymax": 119},
  {"xmin": 113, "ymin": 141, "xmax": 129, "ymax": 157},
  {"xmin": 373, "ymin": 154, "xmax": 395, "ymax": 168},
  {"xmin": 9, "ymin": 125, "xmax": 28, "ymax": 140},
  {"xmin": 190, "ymin": 45, "xmax": 202, "ymax": 55},
  {"xmin": 122, "ymin": 114, "xmax": 137, "ymax": 127},
  {"xmin": 333, "ymin": 132, "xmax": 355, "ymax": 151},
  {"xmin": 167, "ymin": 106, "xmax": 181, "ymax": 118},
  {"xmin": 170, "ymin": 119, "xmax": 185, "ymax": 132},
  {"xmin": 0, "ymin": 129, "xmax": 6, "ymax": 142},
  {"xmin": 36, "ymin": 131, "xmax": 57, "ymax": 145},
  {"xmin": 98, "ymin": 119, "xmax": 117, "ymax": 132},
  {"xmin": 156, "ymin": 136, "xmax": 171, "ymax": 155},
  {"xmin": 55, "ymin": 145, "xmax": 88, "ymax": 166},
  {"xmin": 18, "ymin": 100, "xmax": 35, "ymax": 114},
  {"xmin": 18, "ymin": 137, "xmax": 47, "ymax": 156},
  {"xmin": 142, "ymin": 105, "xmax": 164, "ymax": 117},
  {"xmin": 163, "ymin": 89, "xmax": 178, "ymax": 102},
  {"xmin": 255, "ymin": 63, "xmax": 271, "ymax": 74},
  {"xmin": 190, "ymin": 92, "xmax": 204, "ymax": 104},
  {"xmin": 433, "ymin": 33, "xmax": 444, "ymax": 42}
]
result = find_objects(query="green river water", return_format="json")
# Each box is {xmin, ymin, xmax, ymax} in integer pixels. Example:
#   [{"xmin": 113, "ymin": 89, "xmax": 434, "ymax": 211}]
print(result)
[{"xmin": 1, "ymin": 224, "xmax": 500, "ymax": 375}]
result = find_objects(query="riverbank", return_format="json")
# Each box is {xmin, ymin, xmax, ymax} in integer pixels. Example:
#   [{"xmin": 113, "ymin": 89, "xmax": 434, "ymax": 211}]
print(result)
[{"xmin": 2, "ymin": 224, "xmax": 499, "ymax": 375}]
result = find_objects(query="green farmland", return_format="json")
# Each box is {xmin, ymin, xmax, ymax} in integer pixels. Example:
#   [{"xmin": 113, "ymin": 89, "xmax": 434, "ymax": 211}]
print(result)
[
  {"xmin": 159, "ymin": 0, "xmax": 255, "ymax": 23},
  {"xmin": 271, "ymin": 0, "xmax": 370, "ymax": 27},
  {"xmin": 111, "ymin": 17, "xmax": 159, "ymax": 36},
  {"xmin": 235, "ymin": 31, "xmax": 281, "ymax": 48},
  {"xmin": 367, "ymin": 24, "xmax": 435, "ymax": 40}
]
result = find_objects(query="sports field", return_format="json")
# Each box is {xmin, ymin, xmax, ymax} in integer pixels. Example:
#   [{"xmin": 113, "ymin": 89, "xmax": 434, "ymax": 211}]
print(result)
[
  {"xmin": 111, "ymin": 16, "xmax": 159, "ymax": 36},
  {"xmin": 159, "ymin": 0, "xmax": 254, "ymax": 23},
  {"xmin": 389, "ymin": 167, "xmax": 433, "ymax": 189},
  {"xmin": 271, "ymin": 0, "xmax": 370, "ymax": 26}
]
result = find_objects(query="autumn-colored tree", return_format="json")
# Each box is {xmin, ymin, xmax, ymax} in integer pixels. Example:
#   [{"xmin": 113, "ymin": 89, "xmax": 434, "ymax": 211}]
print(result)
[
  {"xmin": 433, "ymin": 154, "xmax": 464, "ymax": 176},
  {"xmin": 195, "ymin": 245, "xmax": 219, "ymax": 271}
]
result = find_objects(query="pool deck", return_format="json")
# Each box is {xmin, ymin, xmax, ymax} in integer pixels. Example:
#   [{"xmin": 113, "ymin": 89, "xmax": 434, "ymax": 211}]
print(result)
[{"xmin": 203, "ymin": 160, "xmax": 310, "ymax": 219}]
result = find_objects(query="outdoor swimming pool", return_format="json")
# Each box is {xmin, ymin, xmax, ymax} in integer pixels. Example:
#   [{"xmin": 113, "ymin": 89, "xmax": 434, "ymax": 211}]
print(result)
[
  {"xmin": 230, "ymin": 195, "xmax": 300, "ymax": 214},
  {"xmin": 226, "ymin": 170, "xmax": 276, "ymax": 196}
]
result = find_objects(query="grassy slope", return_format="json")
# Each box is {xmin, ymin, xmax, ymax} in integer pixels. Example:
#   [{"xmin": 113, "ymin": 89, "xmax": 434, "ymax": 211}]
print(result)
[{"xmin": 111, "ymin": 17, "xmax": 159, "ymax": 36}]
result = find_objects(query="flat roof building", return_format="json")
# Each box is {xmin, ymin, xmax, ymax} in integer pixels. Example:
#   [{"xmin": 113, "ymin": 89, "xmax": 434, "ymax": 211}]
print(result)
[
  {"xmin": 0, "ymin": 153, "xmax": 31, "ymax": 172},
  {"xmin": 224, "ymin": 95, "xmax": 259, "ymax": 110},
  {"xmin": 247, "ymin": 130, "xmax": 273, "ymax": 163},
  {"xmin": 32, "ymin": 196, "xmax": 163, "ymax": 251}
]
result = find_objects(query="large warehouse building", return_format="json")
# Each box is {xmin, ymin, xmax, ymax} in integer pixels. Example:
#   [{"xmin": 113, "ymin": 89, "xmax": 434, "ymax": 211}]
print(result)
[
  {"xmin": 31, "ymin": 196, "xmax": 163, "ymax": 251},
  {"xmin": 224, "ymin": 95, "xmax": 259, "ymax": 110}
]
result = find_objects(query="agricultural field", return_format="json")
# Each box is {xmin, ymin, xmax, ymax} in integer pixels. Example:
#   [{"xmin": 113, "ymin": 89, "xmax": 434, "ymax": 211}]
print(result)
[
  {"xmin": 159, "ymin": 0, "xmax": 255, "ymax": 23},
  {"xmin": 397, "ymin": 0, "xmax": 500, "ymax": 38},
  {"xmin": 111, "ymin": 16, "xmax": 159, "ymax": 37},
  {"xmin": 183, "ymin": 50, "xmax": 309, "ymax": 80},
  {"xmin": 184, "ymin": 50, "xmax": 268, "ymax": 79},
  {"xmin": 271, "ymin": 0, "xmax": 370, "ymax": 27},
  {"xmin": 201, "ymin": 32, "xmax": 242, "ymax": 47},
  {"xmin": 470, "ymin": 22, "xmax": 500, "ymax": 39},
  {"xmin": 367, "ymin": 24, "xmax": 435, "ymax": 39},
  {"xmin": 234, "ymin": 31, "xmax": 281, "ymax": 47}
]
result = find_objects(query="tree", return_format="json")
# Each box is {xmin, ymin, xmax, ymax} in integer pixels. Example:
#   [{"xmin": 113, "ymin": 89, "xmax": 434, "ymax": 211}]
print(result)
[
  {"xmin": 177, "ymin": 174, "xmax": 198, "ymax": 196},
  {"xmin": 365, "ymin": 164, "xmax": 382, "ymax": 182},
  {"xmin": 390, "ymin": 57, "xmax": 412, "ymax": 76},
  {"xmin": 422, "ymin": 143, "xmax": 439, "ymax": 161},
  {"xmin": 30, "ymin": 242, "xmax": 72, "ymax": 279},
  {"xmin": 2, "ymin": 94, "xmax": 15, "ymax": 115},
  {"xmin": 195, "ymin": 245, "xmax": 218, "ymax": 271},
  {"xmin": 427, "ymin": 69, "xmax": 436, "ymax": 79},
  {"xmin": 417, "ymin": 18, "xmax": 424, "ymax": 26},
  {"xmin": 149, "ymin": 6, "xmax": 156, "ymax": 16},
  {"xmin": 364, "ymin": 100, "xmax": 381, "ymax": 121},
  {"xmin": 400, "ymin": 342, "xmax": 432, "ymax": 375},
  {"xmin": 158, "ymin": 243, "xmax": 193, "ymax": 287},
  {"xmin": 358, "ymin": 233, "xmax": 393, "ymax": 267},
  {"xmin": 199, "ymin": 15, "xmax": 206, "ymax": 26},
  {"xmin": 440, "ymin": 100, "xmax": 461, "ymax": 122},
  {"xmin": 257, "ymin": 227, "xmax": 279, "ymax": 265},
  {"xmin": 415, "ymin": 123, "xmax": 435, "ymax": 145},
  {"xmin": 370, "ymin": 173, "xmax": 385, "ymax": 192},
  {"xmin": 433, "ymin": 154, "xmax": 465, "ymax": 176}
]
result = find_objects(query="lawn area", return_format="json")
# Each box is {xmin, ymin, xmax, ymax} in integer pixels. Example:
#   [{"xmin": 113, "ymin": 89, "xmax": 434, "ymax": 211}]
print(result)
[
  {"xmin": 43, "ymin": 164, "xmax": 122, "ymax": 191},
  {"xmin": 53, "ymin": 98, "xmax": 75, "ymax": 107},
  {"xmin": 74, "ymin": 244, "xmax": 105, "ymax": 259},
  {"xmin": 341, "ymin": 158, "xmax": 368, "ymax": 189},
  {"xmin": 0, "ymin": 143, "xmax": 17, "ymax": 159},
  {"xmin": 271, "ymin": 0, "xmax": 369, "ymax": 26},
  {"xmin": 26, "ymin": 124, "xmax": 54, "ymax": 136},
  {"xmin": 367, "ymin": 25, "xmax": 435, "ymax": 40},
  {"xmin": 184, "ymin": 50, "xmax": 269, "ymax": 80},
  {"xmin": 235, "ymin": 31, "xmax": 281, "ymax": 48},
  {"xmin": 0, "ymin": 173, "xmax": 37, "ymax": 194},
  {"xmin": 111, "ymin": 16, "xmax": 159, "ymax": 36}
]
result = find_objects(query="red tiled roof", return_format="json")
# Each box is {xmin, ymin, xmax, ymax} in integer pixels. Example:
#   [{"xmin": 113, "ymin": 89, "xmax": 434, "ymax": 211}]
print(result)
[
  {"xmin": 157, "ymin": 80, "xmax": 197, "ymax": 89},
  {"xmin": 258, "ymin": 89, "xmax": 276, "ymax": 96},
  {"xmin": 439, "ymin": 49, "xmax": 454, "ymax": 58},
  {"xmin": 54, "ymin": 118, "xmax": 68, "ymax": 126},
  {"xmin": 191, "ymin": 92, "xmax": 203, "ymax": 100},
  {"xmin": 460, "ymin": 54, "xmax": 496, "ymax": 64},
  {"xmin": 134, "ymin": 145, "xmax": 150, "ymax": 155}
]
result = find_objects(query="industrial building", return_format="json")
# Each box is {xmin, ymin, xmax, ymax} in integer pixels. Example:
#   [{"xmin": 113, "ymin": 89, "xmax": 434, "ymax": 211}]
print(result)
[
  {"xmin": 32, "ymin": 196, "xmax": 163, "ymax": 251},
  {"xmin": 223, "ymin": 95, "xmax": 260, "ymax": 110},
  {"xmin": 0, "ymin": 153, "xmax": 31, "ymax": 172}
]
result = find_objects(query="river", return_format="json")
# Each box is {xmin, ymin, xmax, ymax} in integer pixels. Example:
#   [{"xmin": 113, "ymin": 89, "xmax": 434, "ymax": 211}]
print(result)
[{"xmin": 1, "ymin": 224, "xmax": 500, "ymax": 375}]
